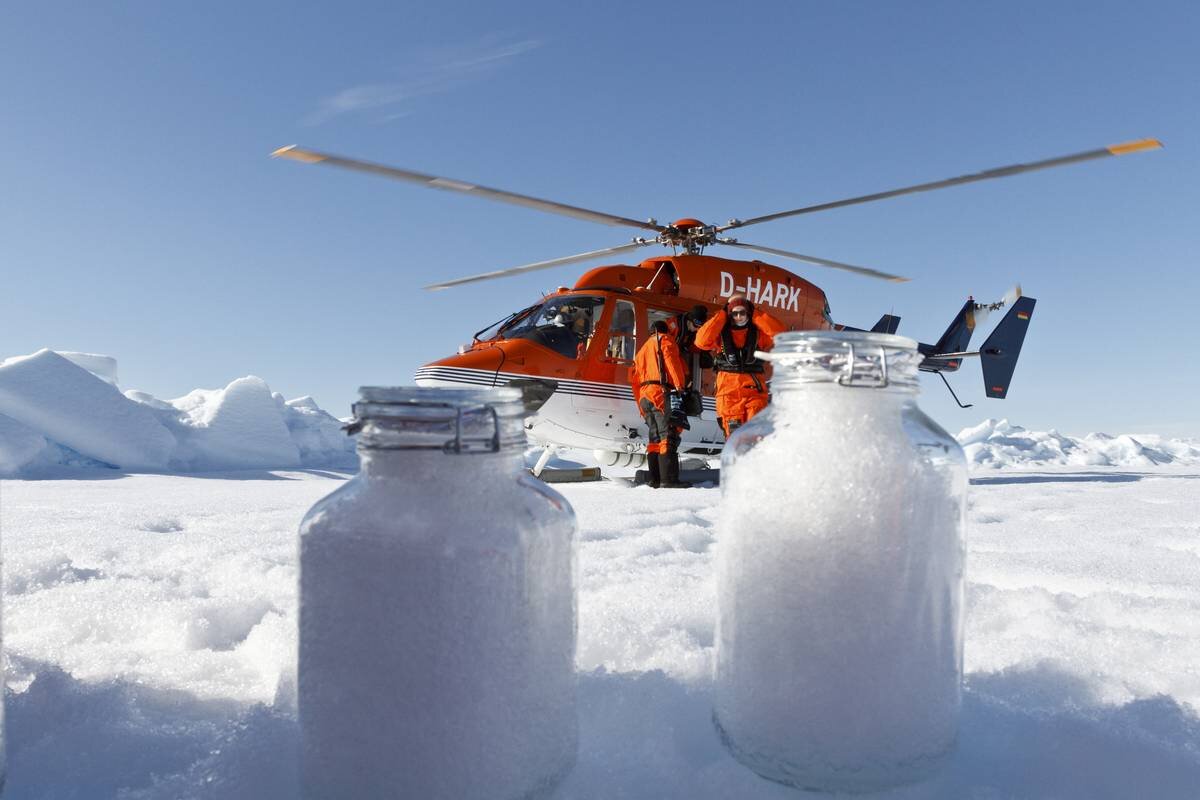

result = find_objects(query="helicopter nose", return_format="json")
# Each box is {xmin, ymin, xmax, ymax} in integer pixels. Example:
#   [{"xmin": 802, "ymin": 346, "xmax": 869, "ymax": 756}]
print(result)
[
  {"xmin": 415, "ymin": 347, "xmax": 559, "ymax": 413},
  {"xmin": 414, "ymin": 346, "xmax": 504, "ymax": 389}
]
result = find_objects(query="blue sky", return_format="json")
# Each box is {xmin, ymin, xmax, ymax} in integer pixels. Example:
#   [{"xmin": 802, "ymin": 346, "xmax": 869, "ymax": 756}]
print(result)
[{"xmin": 3, "ymin": 0, "xmax": 1197, "ymax": 436}]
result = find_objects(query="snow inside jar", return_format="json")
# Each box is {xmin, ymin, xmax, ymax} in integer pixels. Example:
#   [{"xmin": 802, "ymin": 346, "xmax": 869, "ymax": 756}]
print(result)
[
  {"xmin": 298, "ymin": 387, "xmax": 577, "ymax": 800},
  {"xmin": 713, "ymin": 331, "xmax": 967, "ymax": 793}
]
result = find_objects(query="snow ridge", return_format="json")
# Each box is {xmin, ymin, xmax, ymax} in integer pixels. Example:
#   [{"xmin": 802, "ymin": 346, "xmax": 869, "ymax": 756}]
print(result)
[
  {"xmin": 0, "ymin": 349, "xmax": 356, "ymax": 477},
  {"xmin": 3, "ymin": 349, "xmax": 1198, "ymax": 477},
  {"xmin": 956, "ymin": 419, "xmax": 1200, "ymax": 469}
]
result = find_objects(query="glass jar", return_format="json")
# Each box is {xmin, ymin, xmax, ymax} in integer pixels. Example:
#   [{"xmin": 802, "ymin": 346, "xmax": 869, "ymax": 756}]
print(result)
[
  {"xmin": 713, "ymin": 331, "xmax": 967, "ymax": 793},
  {"xmin": 298, "ymin": 387, "xmax": 578, "ymax": 800}
]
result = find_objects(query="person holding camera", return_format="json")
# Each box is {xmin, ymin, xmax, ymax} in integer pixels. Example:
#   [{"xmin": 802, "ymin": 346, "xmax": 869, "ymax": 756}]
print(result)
[
  {"xmin": 672, "ymin": 304, "xmax": 713, "ymax": 416},
  {"xmin": 631, "ymin": 319, "xmax": 690, "ymax": 488}
]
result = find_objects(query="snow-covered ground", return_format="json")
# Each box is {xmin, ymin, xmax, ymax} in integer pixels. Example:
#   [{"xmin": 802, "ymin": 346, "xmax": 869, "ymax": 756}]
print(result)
[
  {"xmin": 3, "ymin": 349, "xmax": 1200, "ymax": 797},
  {"xmin": 4, "ymin": 462, "xmax": 1200, "ymax": 799}
]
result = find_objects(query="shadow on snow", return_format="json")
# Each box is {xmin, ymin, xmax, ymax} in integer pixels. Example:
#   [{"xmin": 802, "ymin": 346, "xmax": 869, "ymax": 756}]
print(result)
[
  {"xmin": 4, "ymin": 467, "xmax": 355, "ymax": 483},
  {"xmin": 968, "ymin": 471, "xmax": 1200, "ymax": 485},
  {"xmin": 5, "ymin": 659, "xmax": 1200, "ymax": 799}
]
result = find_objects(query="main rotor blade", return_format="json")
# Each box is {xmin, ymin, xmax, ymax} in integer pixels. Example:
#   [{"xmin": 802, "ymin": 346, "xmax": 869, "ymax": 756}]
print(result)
[
  {"xmin": 273, "ymin": 145, "xmax": 664, "ymax": 233},
  {"xmin": 719, "ymin": 138, "xmax": 1163, "ymax": 232},
  {"xmin": 717, "ymin": 240, "xmax": 909, "ymax": 282},
  {"xmin": 424, "ymin": 240, "xmax": 654, "ymax": 291}
]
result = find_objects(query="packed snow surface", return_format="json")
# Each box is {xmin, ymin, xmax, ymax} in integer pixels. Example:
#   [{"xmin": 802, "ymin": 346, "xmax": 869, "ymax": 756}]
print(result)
[
  {"xmin": 3, "ymin": 350, "xmax": 1200, "ymax": 796},
  {"xmin": 4, "ymin": 461, "xmax": 1200, "ymax": 798}
]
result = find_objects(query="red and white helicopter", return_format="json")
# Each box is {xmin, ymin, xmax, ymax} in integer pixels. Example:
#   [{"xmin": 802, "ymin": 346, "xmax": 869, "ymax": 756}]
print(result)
[{"xmin": 274, "ymin": 139, "xmax": 1159, "ymax": 474}]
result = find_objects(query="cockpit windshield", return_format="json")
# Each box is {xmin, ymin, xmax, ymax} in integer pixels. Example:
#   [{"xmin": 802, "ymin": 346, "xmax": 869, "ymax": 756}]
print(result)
[
  {"xmin": 483, "ymin": 295, "xmax": 607, "ymax": 359},
  {"xmin": 474, "ymin": 305, "xmax": 539, "ymax": 343}
]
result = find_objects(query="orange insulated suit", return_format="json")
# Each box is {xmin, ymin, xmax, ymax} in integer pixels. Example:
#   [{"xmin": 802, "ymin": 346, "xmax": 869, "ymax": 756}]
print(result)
[
  {"xmin": 694, "ymin": 296, "xmax": 786, "ymax": 436},
  {"xmin": 631, "ymin": 331, "xmax": 688, "ymax": 456}
]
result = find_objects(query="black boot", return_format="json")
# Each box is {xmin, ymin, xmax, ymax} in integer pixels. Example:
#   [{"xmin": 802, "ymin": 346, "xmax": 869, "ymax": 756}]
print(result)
[
  {"xmin": 645, "ymin": 453, "xmax": 662, "ymax": 488},
  {"xmin": 660, "ymin": 452, "xmax": 691, "ymax": 488}
]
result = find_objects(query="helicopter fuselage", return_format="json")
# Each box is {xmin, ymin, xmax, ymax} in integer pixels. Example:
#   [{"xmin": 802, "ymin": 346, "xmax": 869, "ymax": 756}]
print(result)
[
  {"xmin": 274, "ymin": 139, "xmax": 1093, "ymax": 455},
  {"xmin": 414, "ymin": 254, "xmax": 831, "ymax": 459}
]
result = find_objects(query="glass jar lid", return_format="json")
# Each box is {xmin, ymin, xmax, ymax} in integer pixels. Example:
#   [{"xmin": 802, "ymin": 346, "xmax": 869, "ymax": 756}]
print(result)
[
  {"xmin": 350, "ymin": 386, "xmax": 526, "ymax": 453},
  {"xmin": 762, "ymin": 331, "xmax": 921, "ymax": 390}
]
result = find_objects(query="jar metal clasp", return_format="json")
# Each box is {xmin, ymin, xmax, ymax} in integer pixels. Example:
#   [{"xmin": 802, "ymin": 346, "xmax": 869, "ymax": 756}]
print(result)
[
  {"xmin": 442, "ymin": 404, "xmax": 502, "ymax": 454},
  {"xmin": 836, "ymin": 344, "xmax": 891, "ymax": 389}
]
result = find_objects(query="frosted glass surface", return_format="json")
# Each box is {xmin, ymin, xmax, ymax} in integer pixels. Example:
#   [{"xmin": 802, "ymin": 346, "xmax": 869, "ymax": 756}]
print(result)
[
  {"xmin": 299, "ymin": 450, "xmax": 577, "ymax": 799},
  {"xmin": 715, "ymin": 388, "xmax": 966, "ymax": 792}
]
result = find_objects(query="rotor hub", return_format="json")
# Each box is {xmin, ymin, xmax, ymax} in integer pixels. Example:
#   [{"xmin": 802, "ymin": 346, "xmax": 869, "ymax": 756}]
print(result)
[{"xmin": 661, "ymin": 218, "xmax": 717, "ymax": 254}]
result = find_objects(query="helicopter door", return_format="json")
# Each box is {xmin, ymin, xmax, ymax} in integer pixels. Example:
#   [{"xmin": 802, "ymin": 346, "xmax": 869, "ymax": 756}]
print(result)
[
  {"xmin": 605, "ymin": 300, "xmax": 637, "ymax": 363},
  {"xmin": 568, "ymin": 297, "xmax": 642, "ymax": 442},
  {"xmin": 648, "ymin": 307, "xmax": 720, "ymax": 450},
  {"xmin": 647, "ymin": 306, "xmax": 711, "ymax": 397}
]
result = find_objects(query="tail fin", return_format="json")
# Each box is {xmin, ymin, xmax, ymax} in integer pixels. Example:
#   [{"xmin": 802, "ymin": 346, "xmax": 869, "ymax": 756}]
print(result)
[
  {"xmin": 933, "ymin": 298, "xmax": 978, "ymax": 355},
  {"xmin": 917, "ymin": 298, "xmax": 978, "ymax": 373},
  {"xmin": 981, "ymin": 297, "xmax": 1036, "ymax": 398},
  {"xmin": 870, "ymin": 314, "xmax": 901, "ymax": 334},
  {"xmin": 836, "ymin": 314, "xmax": 902, "ymax": 335}
]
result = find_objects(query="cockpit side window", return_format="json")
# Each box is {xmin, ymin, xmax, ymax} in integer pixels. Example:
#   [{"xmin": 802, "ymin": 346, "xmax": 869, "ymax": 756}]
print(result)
[{"xmin": 502, "ymin": 295, "xmax": 606, "ymax": 359}]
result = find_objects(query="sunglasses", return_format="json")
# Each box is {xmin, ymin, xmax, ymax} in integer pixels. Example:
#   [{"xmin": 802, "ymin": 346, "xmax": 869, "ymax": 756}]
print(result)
[{"xmin": 730, "ymin": 309, "xmax": 749, "ymax": 317}]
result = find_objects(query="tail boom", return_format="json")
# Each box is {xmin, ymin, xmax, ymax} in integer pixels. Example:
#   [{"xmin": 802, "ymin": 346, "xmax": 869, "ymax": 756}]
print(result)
[{"xmin": 917, "ymin": 295, "xmax": 1037, "ymax": 399}]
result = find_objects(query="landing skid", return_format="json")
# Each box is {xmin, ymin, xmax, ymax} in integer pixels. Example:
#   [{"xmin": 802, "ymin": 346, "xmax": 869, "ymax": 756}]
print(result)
[
  {"xmin": 529, "ymin": 444, "xmax": 603, "ymax": 482},
  {"xmin": 536, "ymin": 467, "xmax": 603, "ymax": 483}
]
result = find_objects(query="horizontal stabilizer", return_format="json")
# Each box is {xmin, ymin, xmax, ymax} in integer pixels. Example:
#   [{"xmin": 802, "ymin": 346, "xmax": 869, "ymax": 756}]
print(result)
[{"xmin": 981, "ymin": 297, "xmax": 1036, "ymax": 399}]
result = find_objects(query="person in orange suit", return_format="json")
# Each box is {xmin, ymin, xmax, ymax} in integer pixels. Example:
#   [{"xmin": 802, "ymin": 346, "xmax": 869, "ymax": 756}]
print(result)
[
  {"xmin": 631, "ymin": 320, "xmax": 689, "ymax": 488},
  {"xmin": 694, "ymin": 293, "xmax": 787, "ymax": 437}
]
